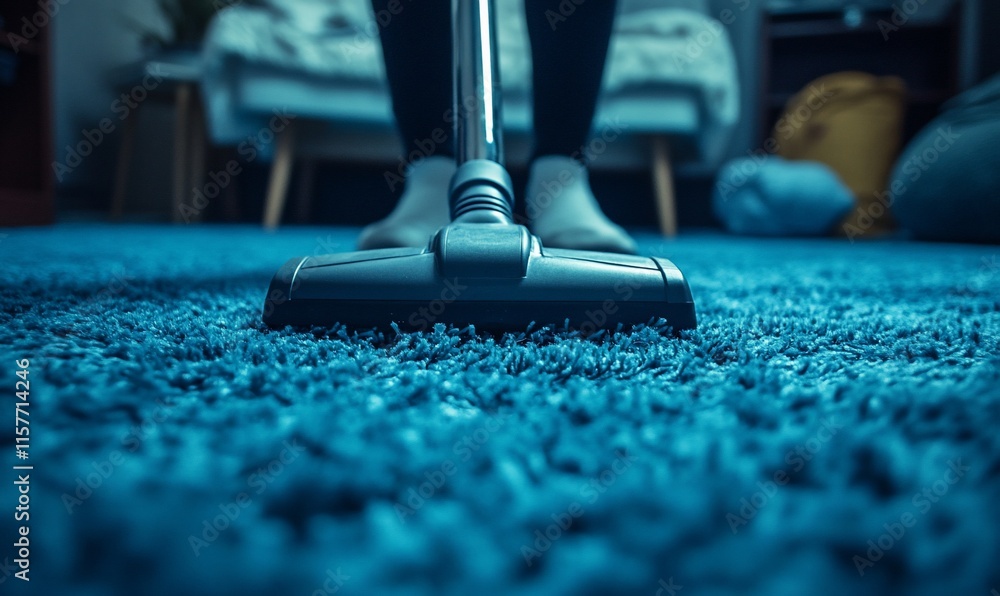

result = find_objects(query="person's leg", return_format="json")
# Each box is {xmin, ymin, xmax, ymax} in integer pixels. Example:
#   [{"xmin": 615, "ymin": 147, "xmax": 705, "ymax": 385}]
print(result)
[
  {"xmin": 359, "ymin": 1, "xmax": 454, "ymax": 250},
  {"xmin": 523, "ymin": 0, "xmax": 637, "ymax": 254}
]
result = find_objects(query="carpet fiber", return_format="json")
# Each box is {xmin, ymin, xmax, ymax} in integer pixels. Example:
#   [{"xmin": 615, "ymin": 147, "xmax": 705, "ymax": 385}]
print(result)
[{"xmin": 2, "ymin": 224, "xmax": 999, "ymax": 595}]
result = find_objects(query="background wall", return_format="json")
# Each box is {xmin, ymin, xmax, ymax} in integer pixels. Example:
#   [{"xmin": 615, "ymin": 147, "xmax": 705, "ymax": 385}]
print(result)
[
  {"xmin": 708, "ymin": 0, "xmax": 764, "ymax": 162},
  {"xmin": 976, "ymin": 0, "xmax": 1000, "ymax": 82},
  {"xmin": 52, "ymin": 0, "xmax": 170, "ymax": 215}
]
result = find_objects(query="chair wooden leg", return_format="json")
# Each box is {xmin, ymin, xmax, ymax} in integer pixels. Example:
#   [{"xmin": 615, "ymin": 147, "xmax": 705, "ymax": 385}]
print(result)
[
  {"xmin": 651, "ymin": 135, "xmax": 678, "ymax": 237},
  {"xmin": 293, "ymin": 158, "xmax": 316, "ymax": 224},
  {"xmin": 222, "ymin": 155, "xmax": 242, "ymax": 222},
  {"xmin": 111, "ymin": 106, "xmax": 138, "ymax": 221},
  {"xmin": 172, "ymin": 83, "xmax": 193, "ymax": 223},
  {"xmin": 187, "ymin": 95, "xmax": 207, "ymax": 223},
  {"xmin": 263, "ymin": 123, "xmax": 296, "ymax": 229}
]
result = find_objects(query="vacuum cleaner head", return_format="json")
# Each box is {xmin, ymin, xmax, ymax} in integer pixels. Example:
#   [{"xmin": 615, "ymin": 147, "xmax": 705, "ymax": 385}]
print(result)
[
  {"xmin": 263, "ymin": 222, "xmax": 695, "ymax": 334},
  {"xmin": 261, "ymin": 0, "xmax": 697, "ymax": 335}
]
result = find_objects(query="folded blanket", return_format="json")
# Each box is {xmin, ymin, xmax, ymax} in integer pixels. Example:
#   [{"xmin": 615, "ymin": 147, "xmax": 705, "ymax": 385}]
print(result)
[
  {"xmin": 200, "ymin": 0, "xmax": 739, "ymax": 145},
  {"xmin": 713, "ymin": 156, "xmax": 856, "ymax": 236}
]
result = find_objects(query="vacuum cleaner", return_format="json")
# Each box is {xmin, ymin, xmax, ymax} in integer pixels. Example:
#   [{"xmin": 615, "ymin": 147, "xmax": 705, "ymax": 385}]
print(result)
[{"xmin": 262, "ymin": 0, "xmax": 696, "ymax": 334}]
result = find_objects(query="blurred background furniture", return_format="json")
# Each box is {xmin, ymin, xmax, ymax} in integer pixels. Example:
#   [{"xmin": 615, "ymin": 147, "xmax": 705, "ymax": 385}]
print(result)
[
  {"xmin": 0, "ymin": 0, "xmax": 54, "ymax": 226},
  {"xmin": 199, "ymin": 0, "xmax": 741, "ymax": 235},
  {"xmin": 759, "ymin": 0, "xmax": 976, "ymax": 146},
  {"xmin": 35, "ymin": 0, "xmax": 998, "ymax": 228},
  {"xmin": 111, "ymin": 51, "xmax": 209, "ymax": 223}
]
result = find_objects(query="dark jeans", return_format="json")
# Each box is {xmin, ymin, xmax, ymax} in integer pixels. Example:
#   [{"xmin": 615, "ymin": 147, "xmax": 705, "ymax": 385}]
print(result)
[{"xmin": 371, "ymin": 0, "xmax": 617, "ymax": 162}]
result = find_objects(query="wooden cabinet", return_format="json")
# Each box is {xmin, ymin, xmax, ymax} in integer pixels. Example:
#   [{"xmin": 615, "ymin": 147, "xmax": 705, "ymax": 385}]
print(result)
[
  {"xmin": 0, "ymin": 0, "xmax": 54, "ymax": 226},
  {"xmin": 760, "ymin": 2, "xmax": 967, "ymax": 147}
]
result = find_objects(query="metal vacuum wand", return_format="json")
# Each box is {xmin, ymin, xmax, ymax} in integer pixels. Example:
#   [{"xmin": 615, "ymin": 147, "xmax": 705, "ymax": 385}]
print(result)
[
  {"xmin": 449, "ymin": 0, "xmax": 516, "ymax": 225},
  {"xmin": 453, "ymin": 0, "xmax": 504, "ymax": 164}
]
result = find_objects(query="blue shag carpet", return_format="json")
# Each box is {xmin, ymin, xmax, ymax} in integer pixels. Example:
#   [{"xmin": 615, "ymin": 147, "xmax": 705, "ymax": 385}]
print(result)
[{"xmin": 1, "ymin": 224, "xmax": 999, "ymax": 596}]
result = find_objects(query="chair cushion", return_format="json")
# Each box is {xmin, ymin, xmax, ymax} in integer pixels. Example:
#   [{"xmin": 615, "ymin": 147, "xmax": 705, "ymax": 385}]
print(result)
[{"xmin": 201, "ymin": 0, "xmax": 738, "ymax": 162}]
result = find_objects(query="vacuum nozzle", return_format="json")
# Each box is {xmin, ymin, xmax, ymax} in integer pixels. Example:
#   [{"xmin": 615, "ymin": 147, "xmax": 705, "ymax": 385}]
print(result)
[
  {"xmin": 260, "ymin": 0, "xmax": 697, "ymax": 335},
  {"xmin": 449, "ymin": 160, "xmax": 515, "ymax": 224},
  {"xmin": 262, "ymin": 223, "xmax": 695, "ymax": 334}
]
